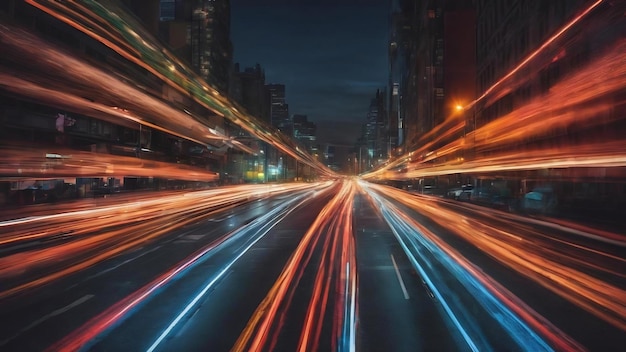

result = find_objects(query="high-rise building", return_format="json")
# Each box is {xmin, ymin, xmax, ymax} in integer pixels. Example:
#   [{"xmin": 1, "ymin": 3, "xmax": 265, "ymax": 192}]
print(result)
[
  {"xmin": 474, "ymin": 0, "xmax": 586, "ymax": 129},
  {"xmin": 228, "ymin": 63, "xmax": 268, "ymax": 182},
  {"xmin": 387, "ymin": 0, "xmax": 410, "ymax": 156},
  {"xmin": 191, "ymin": 0, "xmax": 233, "ymax": 94},
  {"xmin": 291, "ymin": 114, "xmax": 318, "ymax": 180},
  {"xmin": 388, "ymin": 0, "xmax": 444, "ymax": 153},
  {"xmin": 364, "ymin": 89, "xmax": 387, "ymax": 166},
  {"xmin": 389, "ymin": 0, "xmax": 475, "ymax": 157},
  {"xmin": 123, "ymin": 1, "xmax": 233, "ymax": 95},
  {"xmin": 259, "ymin": 84, "xmax": 290, "ymax": 181},
  {"xmin": 230, "ymin": 63, "xmax": 267, "ymax": 120},
  {"xmin": 122, "ymin": 0, "xmax": 240, "ymax": 176},
  {"xmin": 292, "ymin": 114, "xmax": 317, "ymax": 155},
  {"xmin": 265, "ymin": 84, "xmax": 291, "ymax": 135}
]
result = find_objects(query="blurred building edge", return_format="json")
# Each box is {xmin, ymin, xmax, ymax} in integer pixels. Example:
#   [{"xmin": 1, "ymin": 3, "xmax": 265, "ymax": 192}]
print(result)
[
  {"xmin": 0, "ymin": 0, "xmax": 241, "ymax": 206},
  {"xmin": 470, "ymin": 0, "xmax": 626, "ymax": 226},
  {"xmin": 388, "ymin": 0, "xmax": 475, "ymax": 162},
  {"xmin": 384, "ymin": 0, "xmax": 626, "ymax": 230},
  {"xmin": 122, "ymin": 0, "xmax": 233, "ymax": 95}
]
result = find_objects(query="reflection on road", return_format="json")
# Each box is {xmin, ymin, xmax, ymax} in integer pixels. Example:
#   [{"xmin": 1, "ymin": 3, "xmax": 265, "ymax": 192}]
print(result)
[
  {"xmin": 233, "ymin": 180, "xmax": 357, "ymax": 352},
  {"xmin": 1, "ymin": 179, "xmax": 624, "ymax": 350},
  {"xmin": 362, "ymin": 182, "xmax": 625, "ymax": 333},
  {"xmin": 0, "ymin": 182, "xmax": 332, "ymax": 300}
]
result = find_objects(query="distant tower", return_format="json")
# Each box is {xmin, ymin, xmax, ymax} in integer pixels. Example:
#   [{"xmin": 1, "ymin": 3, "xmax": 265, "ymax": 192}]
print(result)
[
  {"xmin": 365, "ymin": 89, "xmax": 386, "ymax": 165},
  {"xmin": 292, "ymin": 114, "xmax": 317, "ymax": 155},
  {"xmin": 231, "ymin": 63, "xmax": 266, "ymax": 120},
  {"xmin": 265, "ymin": 84, "xmax": 291, "ymax": 135}
]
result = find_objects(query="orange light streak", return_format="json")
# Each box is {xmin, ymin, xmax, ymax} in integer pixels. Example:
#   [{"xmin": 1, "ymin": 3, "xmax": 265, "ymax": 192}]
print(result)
[
  {"xmin": 20, "ymin": 1, "xmax": 333, "ymax": 175},
  {"xmin": 470, "ymin": 0, "xmax": 604, "ymax": 108},
  {"xmin": 0, "ymin": 183, "xmax": 328, "ymax": 299},
  {"xmin": 232, "ymin": 180, "xmax": 357, "ymax": 352},
  {"xmin": 366, "ymin": 184, "xmax": 626, "ymax": 331},
  {"xmin": 361, "ymin": 187, "xmax": 584, "ymax": 350},
  {"xmin": 0, "ymin": 145, "xmax": 219, "ymax": 181},
  {"xmin": 363, "ymin": 0, "xmax": 621, "ymax": 182}
]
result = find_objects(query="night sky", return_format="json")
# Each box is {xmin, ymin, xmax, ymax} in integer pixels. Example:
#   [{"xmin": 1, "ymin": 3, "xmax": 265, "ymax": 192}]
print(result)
[{"xmin": 230, "ymin": 0, "xmax": 389, "ymax": 145}]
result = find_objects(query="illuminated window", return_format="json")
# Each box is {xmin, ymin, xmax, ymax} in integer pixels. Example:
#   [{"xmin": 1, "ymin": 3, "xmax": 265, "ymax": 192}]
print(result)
[{"xmin": 160, "ymin": 0, "xmax": 175, "ymax": 21}]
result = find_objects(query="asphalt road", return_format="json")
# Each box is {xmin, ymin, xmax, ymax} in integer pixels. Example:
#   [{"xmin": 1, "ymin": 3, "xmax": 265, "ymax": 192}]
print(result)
[
  {"xmin": 0, "ymin": 181, "xmax": 624, "ymax": 351},
  {"xmin": 0, "ymin": 186, "xmax": 329, "ymax": 351},
  {"xmin": 365, "ymin": 184, "xmax": 625, "ymax": 351}
]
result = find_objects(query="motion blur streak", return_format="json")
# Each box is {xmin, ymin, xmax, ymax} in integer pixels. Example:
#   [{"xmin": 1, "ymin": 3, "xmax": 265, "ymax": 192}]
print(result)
[
  {"xmin": 339, "ymin": 211, "xmax": 358, "ymax": 352},
  {"xmin": 0, "ymin": 26, "xmax": 228, "ymax": 147},
  {"xmin": 360, "ymin": 181, "xmax": 582, "ymax": 351},
  {"xmin": 21, "ymin": 0, "xmax": 331, "ymax": 174},
  {"xmin": 339, "ymin": 261, "xmax": 357, "ymax": 352},
  {"xmin": 471, "ymin": 0, "xmax": 604, "ymax": 105},
  {"xmin": 233, "ymin": 180, "xmax": 358, "ymax": 352},
  {"xmin": 363, "ymin": 1, "xmax": 624, "ymax": 181},
  {"xmin": 0, "ymin": 183, "xmax": 327, "ymax": 300},
  {"xmin": 365, "ymin": 183, "xmax": 626, "ymax": 331},
  {"xmin": 47, "ymin": 184, "xmax": 327, "ymax": 352},
  {"xmin": 145, "ymin": 187, "xmax": 319, "ymax": 352},
  {"xmin": 391, "ymin": 141, "xmax": 626, "ymax": 180},
  {"xmin": 0, "ymin": 145, "xmax": 219, "ymax": 181},
  {"xmin": 299, "ymin": 180, "xmax": 357, "ymax": 352}
]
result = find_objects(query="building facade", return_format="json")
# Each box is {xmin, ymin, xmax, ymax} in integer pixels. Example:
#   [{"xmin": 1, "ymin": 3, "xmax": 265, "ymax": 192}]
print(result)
[
  {"xmin": 388, "ymin": 0, "xmax": 475, "ymax": 160},
  {"xmin": 364, "ymin": 89, "xmax": 387, "ymax": 167},
  {"xmin": 190, "ymin": 0, "xmax": 233, "ymax": 94},
  {"xmin": 230, "ymin": 63, "xmax": 267, "ymax": 121},
  {"xmin": 292, "ymin": 114, "xmax": 317, "ymax": 155},
  {"xmin": 472, "ymin": 0, "xmax": 626, "ymax": 214},
  {"xmin": 474, "ymin": 0, "xmax": 586, "ymax": 130},
  {"xmin": 0, "ymin": 0, "xmax": 233, "ymax": 204}
]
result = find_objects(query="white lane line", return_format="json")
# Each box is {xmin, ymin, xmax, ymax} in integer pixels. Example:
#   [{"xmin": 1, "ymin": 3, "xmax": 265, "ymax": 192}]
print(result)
[
  {"xmin": 207, "ymin": 213, "xmax": 234, "ymax": 222},
  {"xmin": 0, "ymin": 294, "xmax": 94, "ymax": 346},
  {"xmin": 390, "ymin": 254, "xmax": 410, "ymax": 300}
]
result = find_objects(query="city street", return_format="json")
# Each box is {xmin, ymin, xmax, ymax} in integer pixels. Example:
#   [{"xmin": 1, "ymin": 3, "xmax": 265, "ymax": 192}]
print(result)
[
  {"xmin": 0, "ymin": 180, "xmax": 623, "ymax": 351},
  {"xmin": 1, "ymin": 1, "xmax": 626, "ymax": 351}
]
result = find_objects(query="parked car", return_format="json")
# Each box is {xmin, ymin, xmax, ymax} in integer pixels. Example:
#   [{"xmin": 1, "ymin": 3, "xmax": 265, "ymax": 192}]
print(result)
[
  {"xmin": 522, "ymin": 186, "xmax": 558, "ymax": 214},
  {"xmin": 447, "ymin": 185, "xmax": 473, "ymax": 200}
]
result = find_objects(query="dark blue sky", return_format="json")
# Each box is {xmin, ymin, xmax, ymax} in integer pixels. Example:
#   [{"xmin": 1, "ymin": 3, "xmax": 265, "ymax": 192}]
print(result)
[{"xmin": 231, "ymin": 0, "xmax": 388, "ymax": 142}]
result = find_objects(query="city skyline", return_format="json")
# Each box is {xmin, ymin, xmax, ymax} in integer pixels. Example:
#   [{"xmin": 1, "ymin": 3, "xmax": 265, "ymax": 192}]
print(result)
[{"xmin": 230, "ymin": 0, "xmax": 388, "ymax": 132}]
